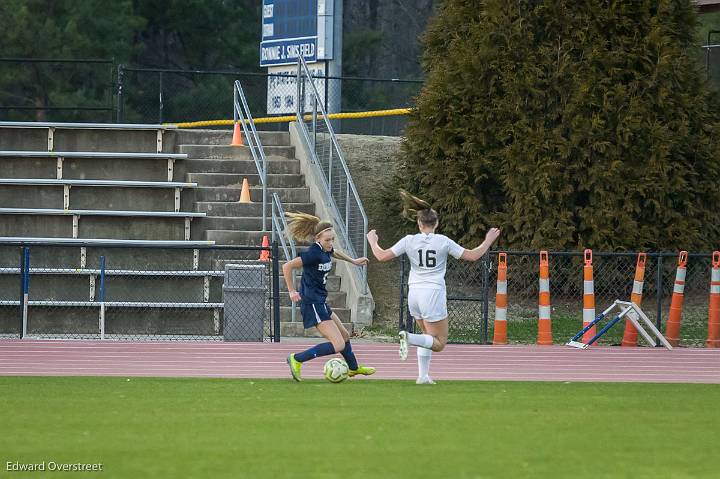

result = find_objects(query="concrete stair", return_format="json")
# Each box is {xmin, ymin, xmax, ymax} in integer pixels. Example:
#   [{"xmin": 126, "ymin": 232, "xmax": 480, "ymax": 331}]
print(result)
[
  {"xmin": 178, "ymin": 144, "xmax": 296, "ymax": 160},
  {"xmin": 186, "ymin": 173, "xmax": 305, "ymax": 188},
  {"xmin": 179, "ymin": 159, "xmax": 301, "ymax": 175},
  {"xmin": 191, "ymin": 186, "xmax": 310, "ymax": 203},
  {"xmin": 194, "ymin": 202, "xmax": 314, "ymax": 216},
  {"xmin": 279, "ymin": 319, "xmax": 353, "ymax": 338},
  {"xmin": 169, "ymin": 129, "xmax": 290, "ymax": 147},
  {"xmin": 179, "ymin": 133, "xmax": 353, "ymax": 337}
]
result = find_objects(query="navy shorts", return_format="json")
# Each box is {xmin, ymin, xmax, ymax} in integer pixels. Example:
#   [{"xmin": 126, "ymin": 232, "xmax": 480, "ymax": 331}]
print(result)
[{"xmin": 300, "ymin": 302, "xmax": 333, "ymax": 329}]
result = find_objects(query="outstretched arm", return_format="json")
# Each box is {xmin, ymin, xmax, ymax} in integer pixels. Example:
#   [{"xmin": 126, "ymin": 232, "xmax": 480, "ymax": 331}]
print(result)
[
  {"xmin": 282, "ymin": 256, "xmax": 303, "ymax": 303},
  {"xmin": 460, "ymin": 228, "xmax": 501, "ymax": 262},
  {"xmin": 332, "ymin": 249, "xmax": 369, "ymax": 266},
  {"xmin": 366, "ymin": 229, "xmax": 397, "ymax": 262}
]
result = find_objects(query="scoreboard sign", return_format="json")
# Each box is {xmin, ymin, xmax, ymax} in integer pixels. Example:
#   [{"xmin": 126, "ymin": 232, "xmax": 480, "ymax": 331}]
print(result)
[{"xmin": 260, "ymin": 0, "xmax": 334, "ymax": 67}]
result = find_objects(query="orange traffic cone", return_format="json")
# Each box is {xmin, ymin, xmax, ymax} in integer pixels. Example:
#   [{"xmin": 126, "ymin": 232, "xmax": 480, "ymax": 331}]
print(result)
[
  {"xmin": 665, "ymin": 251, "xmax": 688, "ymax": 347},
  {"xmin": 706, "ymin": 251, "xmax": 720, "ymax": 348},
  {"xmin": 239, "ymin": 177, "xmax": 252, "ymax": 203},
  {"xmin": 493, "ymin": 253, "xmax": 508, "ymax": 345},
  {"xmin": 259, "ymin": 235, "xmax": 270, "ymax": 262},
  {"xmin": 621, "ymin": 252, "xmax": 647, "ymax": 347},
  {"xmin": 231, "ymin": 122, "xmax": 244, "ymax": 146},
  {"xmin": 581, "ymin": 249, "xmax": 596, "ymax": 343},
  {"xmin": 537, "ymin": 251, "xmax": 553, "ymax": 345}
]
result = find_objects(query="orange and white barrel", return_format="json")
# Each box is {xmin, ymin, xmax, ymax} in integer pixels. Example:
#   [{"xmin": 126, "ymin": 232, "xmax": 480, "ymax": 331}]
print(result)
[
  {"xmin": 493, "ymin": 253, "xmax": 508, "ymax": 345},
  {"xmin": 665, "ymin": 251, "xmax": 688, "ymax": 347},
  {"xmin": 581, "ymin": 249, "xmax": 596, "ymax": 343},
  {"xmin": 706, "ymin": 251, "xmax": 720, "ymax": 348},
  {"xmin": 621, "ymin": 252, "xmax": 647, "ymax": 347},
  {"xmin": 537, "ymin": 251, "xmax": 552, "ymax": 345}
]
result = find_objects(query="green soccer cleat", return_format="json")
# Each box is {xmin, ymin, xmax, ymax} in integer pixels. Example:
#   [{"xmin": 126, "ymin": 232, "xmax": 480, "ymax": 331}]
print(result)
[
  {"xmin": 287, "ymin": 353, "xmax": 302, "ymax": 382},
  {"xmin": 348, "ymin": 364, "xmax": 376, "ymax": 377}
]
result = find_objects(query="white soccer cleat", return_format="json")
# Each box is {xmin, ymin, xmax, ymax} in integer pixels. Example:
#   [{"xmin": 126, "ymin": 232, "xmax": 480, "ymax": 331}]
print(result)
[
  {"xmin": 399, "ymin": 330, "xmax": 409, "ymax": 361},
  {"xmin": 416, "ymin": 376, "xmax": 436, "ymax": 385}
]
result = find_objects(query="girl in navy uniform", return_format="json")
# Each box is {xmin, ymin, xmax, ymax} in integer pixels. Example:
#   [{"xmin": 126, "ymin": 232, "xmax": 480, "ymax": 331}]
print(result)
[
  {"xmin": 367, "ymin": 190, "xmax": 500, "ymax": 384},
  {"xmin": 283, "ymin": 212, "xmax": 375, "ymax": 381}
]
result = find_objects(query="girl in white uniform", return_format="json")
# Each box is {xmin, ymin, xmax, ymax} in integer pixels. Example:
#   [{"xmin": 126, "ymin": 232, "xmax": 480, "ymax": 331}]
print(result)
[{"xmin": 366, "ymin": 190, "xmax": 500, "ymax": 384}]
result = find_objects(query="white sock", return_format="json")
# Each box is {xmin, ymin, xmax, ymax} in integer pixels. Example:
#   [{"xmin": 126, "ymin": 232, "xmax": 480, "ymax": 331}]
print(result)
[
  {"xmin": 407, "ymin": 332, "xmax": 434, "ymax": 349},
  {"xmin": 417, "ymin": 347, "xmax": 432, "ymax": 379}
]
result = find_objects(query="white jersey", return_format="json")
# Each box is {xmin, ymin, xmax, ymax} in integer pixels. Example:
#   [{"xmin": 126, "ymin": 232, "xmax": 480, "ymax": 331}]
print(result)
[{"xmin": 391, "ymin": 233, "xmax": 465, "ymax": 289}]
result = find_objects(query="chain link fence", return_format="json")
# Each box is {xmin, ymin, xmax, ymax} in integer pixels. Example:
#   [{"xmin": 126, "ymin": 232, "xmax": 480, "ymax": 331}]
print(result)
[
  {"xmin": 118, "ymin": 67, "xmax": 421, "ymax": 135},
  {"xmin": 400, "ymin": 251, "xmax": 716, "ymax": 347},
  {"xmin": 702, "ymin": 30, "xmax": 720, "ymax": 92},
  {"xmin": 0, "ymin": 60, "xmax": 422, "ymax": 135},
  {"xmin": 0, "ymin": 243, "xmax": 280, "ymax": 342},
  {"xmin": 0, "ymin": 58, "xmax": 115, "ymax": 123}
]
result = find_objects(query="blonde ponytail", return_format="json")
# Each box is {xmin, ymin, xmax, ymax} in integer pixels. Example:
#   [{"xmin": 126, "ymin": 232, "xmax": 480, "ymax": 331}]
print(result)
[
  {"xmin": 399, "ymin": 189, "xmax": 438, "ymax": 226},
  {"xmin": 285, "ymin": 212, "xmax": 334, "ymax": 241}
]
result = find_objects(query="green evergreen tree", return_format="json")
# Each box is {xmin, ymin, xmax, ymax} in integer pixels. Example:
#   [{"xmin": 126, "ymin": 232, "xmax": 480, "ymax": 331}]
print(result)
[
  {"xmin": 399, "ymin": 0, "xmax": 720, "ymax": 251},
  {"xmin": 0, "ymin": 0, "xmax": 145, "ymax": 121},
  {"xmin": 0, "ymin": 0, "xmax": 260, "ymax": 122}
]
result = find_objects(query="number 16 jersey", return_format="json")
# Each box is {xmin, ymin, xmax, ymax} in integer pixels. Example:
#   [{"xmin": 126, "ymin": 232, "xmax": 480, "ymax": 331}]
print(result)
[{"xmin": 391, "ymin": 233, "xmax": 465, "ymax": 289}]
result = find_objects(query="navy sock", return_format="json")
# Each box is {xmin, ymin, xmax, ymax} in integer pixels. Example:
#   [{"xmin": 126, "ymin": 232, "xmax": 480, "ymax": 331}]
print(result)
[
  {"xmin": 294, "ymin": 342, "xmax": 336, "ymax": 363},
  {"xmin": 340, "ymin": 341, "xmax": 359, "ymax": 370}
]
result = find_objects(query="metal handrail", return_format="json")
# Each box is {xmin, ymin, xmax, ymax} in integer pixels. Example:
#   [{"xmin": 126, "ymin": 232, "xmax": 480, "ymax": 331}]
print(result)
[
  {"xmin": 271, "ymin": 192, "xmax": 298, "ymax": 322},
  {"xmin": 233, "ymin": 80, "xmax": 268, "ymax": 231},
  {"xmin": 270, "ymin": 193, "xmax": 296, "ymax": 261},
  {"xmin": 0, "ymin": 268, "xmax": 225, "ymax": 276},
  {"xmin": 0, "ymin": 121, "xmax": 176, "ymax": 130},
  {"xmin": 0, "ymin": 237, "xmax": 215, "ymax": 247},
  {"xmin": 0, "ymin": 151, "xmax": 186, "ymax": 158},
  {"xmin": 295, "ymin": 56, "xmax": 369, "ymax": 293},
  {"xmin": 0, "ymin": 179, "xmax": 194, "ymax": 187}
]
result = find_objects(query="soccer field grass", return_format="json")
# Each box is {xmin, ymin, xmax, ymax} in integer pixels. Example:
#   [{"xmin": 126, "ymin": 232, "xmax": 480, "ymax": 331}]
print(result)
[{"xmin": 1, "ymin": 377, "xmax": 718, "ymax": 478}]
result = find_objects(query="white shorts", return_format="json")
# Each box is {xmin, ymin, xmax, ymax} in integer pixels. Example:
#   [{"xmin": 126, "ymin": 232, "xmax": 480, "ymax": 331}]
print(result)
[{"xmin": 408, "ymin": 288, "xmax": 447, "ymax": 322}]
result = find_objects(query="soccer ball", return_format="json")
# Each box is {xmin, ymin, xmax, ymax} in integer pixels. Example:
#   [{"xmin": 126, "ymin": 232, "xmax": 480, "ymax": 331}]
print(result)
[{"xmin": 323, "ymin": 358, "xmax": 349, "ymax": 383}]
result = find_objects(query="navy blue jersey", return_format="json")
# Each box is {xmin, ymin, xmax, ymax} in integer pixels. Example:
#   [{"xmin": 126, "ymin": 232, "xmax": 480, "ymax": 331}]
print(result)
[{"xmin": 299, "ymin": 242, "xmax": 333, "ymax": 303}]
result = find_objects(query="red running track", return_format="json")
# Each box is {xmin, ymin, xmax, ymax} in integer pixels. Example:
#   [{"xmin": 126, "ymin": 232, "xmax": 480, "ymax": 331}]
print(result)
[{"xmin": 0, "ymin": 340, "xmax": 719, "ymax": 383}]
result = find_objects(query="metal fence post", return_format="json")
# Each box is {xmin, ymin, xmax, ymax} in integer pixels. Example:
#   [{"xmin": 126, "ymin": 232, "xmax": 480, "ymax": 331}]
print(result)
[
  {"xmin": 655, "ymin": 254, "xmax": 664, "ymax": 347},
  {"xmin": 158, "ymin": 71, "xmax": 164, "ymax": 124},
  {"xmin": 272, "ymin": 240, "xmax": 281, "ymax": 342},
  {"xmin": 399, "ymin": 254, "xmax": 406, "ymax": 331},
  {"xmin": 18, "ymin": 247, "xmax": 27, "ymax": 338},
  {"xmin": 312, "ymin": 98, "xmax": 317, "ymax": 151},
  {"xmin": 324, "ymin": 62, "xmax": 330, "ymax": 114},
  {"xmin": 116, "ymin": 64, "xmax": 124, "ymax": 123},
  {"xmin": 99, "ymin": 255, "xmax": 106, "ymax": 340},
  {"xmin": 482, "ymin": 253, "xmax": 491, "ymax": 344},
  {"xmin": 109, "ymin": 59, "xmax": 116, "ymax": 123},
  {"xmin": 296, "ymin": 61, "xmax": 302, "ymax": 118},
  {"xmin": 21, "ymin": 247, "xmax": 30, "ymax": 338}
]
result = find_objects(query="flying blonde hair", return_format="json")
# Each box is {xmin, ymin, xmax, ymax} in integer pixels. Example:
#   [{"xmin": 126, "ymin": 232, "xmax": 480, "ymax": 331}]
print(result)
[
  {"xmin": 399, "ymin": 189, "xmax": 438, "ymax": 226},
  {"xmin": 285, "ymin": 212, "xmax": 334, "ymax": 242}
]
